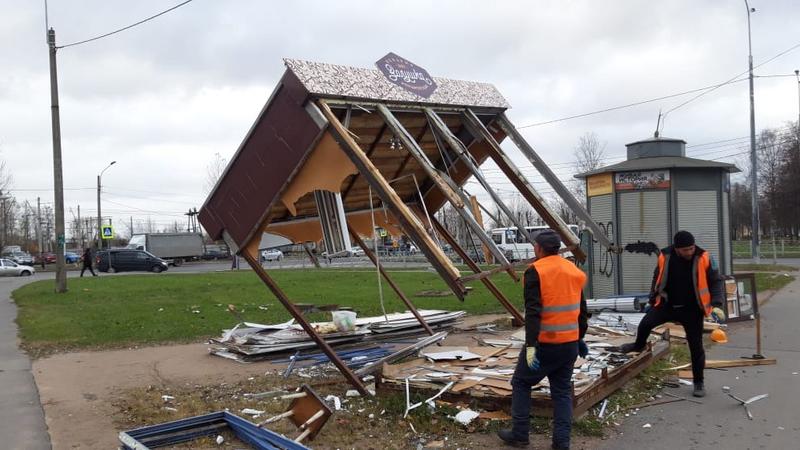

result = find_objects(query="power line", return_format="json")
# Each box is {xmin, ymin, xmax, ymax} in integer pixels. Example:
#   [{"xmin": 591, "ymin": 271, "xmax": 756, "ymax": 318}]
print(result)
[
  {"xmin": 517, "ymin": 78, "xmax": 748, "ymax": 129},
  {"xmin": 661, "ymin": 41, "xmax": 800, "ymax": 124},
  {"xmin": 57, "ymin": 0, "xmax": 195, "ymax": 49},
  {"xmin": 517, "ymin": 41, "xmax": 800, "ymax": 130}
]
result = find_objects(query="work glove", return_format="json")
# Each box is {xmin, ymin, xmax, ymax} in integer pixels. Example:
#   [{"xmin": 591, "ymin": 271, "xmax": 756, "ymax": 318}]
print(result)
[
  {"xmin": 711, "ymin": 307, "xmax": 726, "ymax": 323},
  {"xmin": 578, "ymin": 340, "xmax": 589, "ymax": 358},
  {"xmin": 525, "ymin": 346, "xmax": 540, "ymax": 371}
]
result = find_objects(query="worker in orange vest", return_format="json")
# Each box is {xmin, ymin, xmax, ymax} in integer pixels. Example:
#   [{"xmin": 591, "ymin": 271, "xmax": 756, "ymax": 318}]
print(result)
[
  {"xmin": 619, "ymin": 230, "xmax": 724, "ymax": 397},
  {"xmin": 499, "ymin": 230, "xmax": 588, "ymax": 449}
]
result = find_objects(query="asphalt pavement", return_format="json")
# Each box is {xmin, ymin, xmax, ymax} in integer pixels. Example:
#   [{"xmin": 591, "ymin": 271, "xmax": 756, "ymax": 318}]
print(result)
[
  {"xmin": 0, "ymin": 276, "xmax": 51, "ymax": 450},
  {"xmin": 598, "ymin": 267, "xmax": 800, "ymax": 450}
]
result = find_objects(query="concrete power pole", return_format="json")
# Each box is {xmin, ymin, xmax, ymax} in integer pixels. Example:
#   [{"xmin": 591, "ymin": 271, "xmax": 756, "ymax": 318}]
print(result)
[
  {"xmin": 37, "ymin": 197, "xmax": 43, "ymax": 268},
  {"xmin": 47, "ymin": 28, "xmax": 67, "ymax": 292},
  {"xmin": 745, "ymin": 1, "xmax": 761, "ymax": 263}
]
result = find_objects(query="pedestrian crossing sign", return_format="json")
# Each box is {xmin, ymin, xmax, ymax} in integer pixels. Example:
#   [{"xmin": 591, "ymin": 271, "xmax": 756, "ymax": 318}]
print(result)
[{"xmin": 101, "ymin": 225, "xmax": 114, "ymax": 240}]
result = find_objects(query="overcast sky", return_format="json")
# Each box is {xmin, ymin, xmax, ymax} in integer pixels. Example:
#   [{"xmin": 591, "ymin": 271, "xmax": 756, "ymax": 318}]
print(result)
[{"xmin": 1, "ymin": 0, "xmax": 798, "ymax": 238}]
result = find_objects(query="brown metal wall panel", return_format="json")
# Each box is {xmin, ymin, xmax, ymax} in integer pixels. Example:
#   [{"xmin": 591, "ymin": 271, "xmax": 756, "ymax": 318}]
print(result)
[{"xmin": 199, "ymin": 72, "xmax": 320, "ymax": 246}]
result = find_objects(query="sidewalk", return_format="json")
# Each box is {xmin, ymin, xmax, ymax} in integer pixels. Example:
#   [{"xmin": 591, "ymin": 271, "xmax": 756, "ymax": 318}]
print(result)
[
  {"xmin": 0, "ymin": 276, "xmax": 51, "ymax": 450},
  {"xmin": 598, "ymin": 275, "xmax": 800, "ymax": 450}
]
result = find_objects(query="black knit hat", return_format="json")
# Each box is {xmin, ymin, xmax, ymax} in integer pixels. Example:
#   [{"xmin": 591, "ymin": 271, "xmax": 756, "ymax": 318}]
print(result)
[
  {"xmin": 534, "ymin": 229, "xmax": 561, "ymax": 253},
  {"xmin": 673, "ymin": 230, "xmax": 695, "ymax": 248}
]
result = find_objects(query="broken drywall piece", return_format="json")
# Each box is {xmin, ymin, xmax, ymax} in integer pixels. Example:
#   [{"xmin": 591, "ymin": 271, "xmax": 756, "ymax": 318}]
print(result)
[
  {"xmin": 454, "ymin": 410, "xmax": 480, "ymax": 425},
  {"xmin": 423, "ymin": 350, "xmax": 482, "ymax": 361},
  {"xmin": 215, "ymin": 435, "xmax": 224, "ymax": 445},
  {"xmin": 241, "ymin": 408, "xmax": 265, "ymax": 416},
  {"xmin": 325, "ymin": 395, "xmax": 342, "ymax": 411}
]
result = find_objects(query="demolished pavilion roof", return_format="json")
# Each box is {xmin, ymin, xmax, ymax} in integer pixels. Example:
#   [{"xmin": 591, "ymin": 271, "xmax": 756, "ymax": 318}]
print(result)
[{"xmin": 198, "ymin": 56, "xmax": 597, "ymax": 394}]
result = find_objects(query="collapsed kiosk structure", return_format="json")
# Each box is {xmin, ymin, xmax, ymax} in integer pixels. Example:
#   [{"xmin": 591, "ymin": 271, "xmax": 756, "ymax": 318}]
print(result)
[{"xmin": 199, "ymin": 56, "xmax": 614, "ymax": 394}]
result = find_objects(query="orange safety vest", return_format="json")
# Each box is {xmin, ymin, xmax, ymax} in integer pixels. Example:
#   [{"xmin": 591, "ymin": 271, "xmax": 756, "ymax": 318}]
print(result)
[
  {"xmin": 530, "ymin": 255, "xmax": 587, "ymax": 344},
  {"xmin": 652, "ymin": 250, "xmax": 712, "ymax": 316}
]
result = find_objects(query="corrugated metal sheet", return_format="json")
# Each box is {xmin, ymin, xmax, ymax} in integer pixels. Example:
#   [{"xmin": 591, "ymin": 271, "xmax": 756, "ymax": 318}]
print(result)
[
  {"xmin": 722, "ymin": 191, "xmax": 731, "ymax": 274},
  {"xmin": 678, "ymin": 190, "xmax": 721, "ymax": 269},
  {"xmin": 618, "ymin": 191, "xmax": 669, "ymax": 294},
  {"xmin": 589, "ymin": 194, "xmax": 615, "ymax": 298}
]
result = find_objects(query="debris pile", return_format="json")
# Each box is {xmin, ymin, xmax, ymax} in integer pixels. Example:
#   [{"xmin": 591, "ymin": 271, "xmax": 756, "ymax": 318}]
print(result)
[
  {"xmin": 379, "ymin": 325, "xmax": 670, "ymax": 417},
  {"xmin": 209, "ymin": 310, "xmax": 465, "ymax": 362}
]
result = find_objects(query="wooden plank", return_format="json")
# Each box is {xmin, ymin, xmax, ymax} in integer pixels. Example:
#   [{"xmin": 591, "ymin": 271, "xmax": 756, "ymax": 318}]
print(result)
[
  {"xmin": 668, "ymin": 358, "xmax": 777, "ymax": 371},
  {"xmin": 317, "ymin": 100, "xmax": 466, "ymax": 298}
]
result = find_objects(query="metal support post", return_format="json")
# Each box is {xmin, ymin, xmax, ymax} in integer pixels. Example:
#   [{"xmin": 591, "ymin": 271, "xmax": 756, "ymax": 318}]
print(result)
[
  {"xmin": 431, "ymin": 216, "xmax": 525, "ymax": 326},
  {"xmin": 376, "ymin": 104, "xmax": 516, "ymax": 281},
  {"xmin": 462, "ymin": 109, "xmax": 588, "ymax": 261},
  {"xmin": 318, "ymin": 100, "xmax": 467, "ymax": 299},
  {"xmin": 240, "ymin": 250, "xmax": 369, "ymax": 396}
]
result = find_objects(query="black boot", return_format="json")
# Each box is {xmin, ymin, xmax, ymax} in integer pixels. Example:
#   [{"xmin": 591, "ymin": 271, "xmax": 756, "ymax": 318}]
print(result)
[
  {"xmin": 498, "ymin": 429, "xmax": 529, "ymax": 447},
  {"xmin": 617, "ymin": 342, "xmax": 642, "ymax": 354},
  {"xmin": 693, "ymin": 382, "xmax": 706, "ymax": 398}
]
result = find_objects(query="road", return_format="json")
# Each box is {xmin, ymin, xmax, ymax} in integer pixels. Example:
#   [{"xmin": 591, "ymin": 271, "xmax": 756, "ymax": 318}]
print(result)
[{"xmin": 598, "ymin": 262, "xmax": 800, "ymax": 450}]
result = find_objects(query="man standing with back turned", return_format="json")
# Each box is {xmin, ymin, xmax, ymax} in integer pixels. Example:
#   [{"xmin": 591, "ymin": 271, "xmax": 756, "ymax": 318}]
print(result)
[
  {"xmin": 499, "ymin": 230, "xmax": 589, "ymax": 449},
  {"xmin": 619, "ymin": 230, "xmax": 725, "ymax": 397}
]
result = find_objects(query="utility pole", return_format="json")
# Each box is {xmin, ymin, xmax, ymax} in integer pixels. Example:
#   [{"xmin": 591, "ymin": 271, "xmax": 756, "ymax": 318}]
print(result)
[
  {"xmin": 47, "ymin": 28, "xmax": 67, "ymax": 292},
  {"xmin": 130, "ymin": 216, "xmax": 134, "ymax": 239},
  {"xmin": 745, "ymin": 1, "xmax": 760, "ymax": 263},
  {"xmin": 77, "ymin": 204, "xmax": 83, "ymax": 249}
]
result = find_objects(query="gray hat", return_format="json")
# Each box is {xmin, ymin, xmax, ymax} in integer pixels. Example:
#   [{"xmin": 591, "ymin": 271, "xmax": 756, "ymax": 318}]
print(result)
[{"xmin": 534, "ymin": 229, "xmax": 561, "ymax": 253}]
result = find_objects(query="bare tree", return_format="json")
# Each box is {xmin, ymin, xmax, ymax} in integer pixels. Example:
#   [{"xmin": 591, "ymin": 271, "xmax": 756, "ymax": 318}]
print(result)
[
  {"xmin": 204, "ymin": 153, "xmax": 228, "ymax": 195},
  {"xmin": 571, "ymin": 132, "xmax": 607, "ymax": 206}
]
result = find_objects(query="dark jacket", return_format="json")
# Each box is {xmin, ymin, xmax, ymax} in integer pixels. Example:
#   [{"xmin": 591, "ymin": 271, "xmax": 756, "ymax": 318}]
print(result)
[
  {"xmin": 82, "ymin": 249, "xmax": 93, "ymax": 267},
  {"xmin": 523, "ymin": 264, "xmax": 589, "ymax": 347},
  {"xmin": 649, "ymin": 245, "xmax": 724, "ymax": 310}
]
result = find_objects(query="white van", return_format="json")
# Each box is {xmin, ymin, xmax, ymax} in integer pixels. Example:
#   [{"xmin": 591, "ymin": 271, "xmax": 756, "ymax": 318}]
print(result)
[{"xmin": 489, "ymin": 225, "xmax": 580, "ymax": 261}]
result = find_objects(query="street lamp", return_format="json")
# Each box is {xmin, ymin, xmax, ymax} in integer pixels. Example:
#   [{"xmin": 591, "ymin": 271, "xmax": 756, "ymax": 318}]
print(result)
[
  {"xmin": 745, "ymin": 0, "xmax": 760, "ymax": 263},
  {"xmin": 794, "ymin": 69, "xmax": 800, "ymax": 136},
  {"xmin": 97, "ymin": 161, "xmax": 116, "ymax": 249}
]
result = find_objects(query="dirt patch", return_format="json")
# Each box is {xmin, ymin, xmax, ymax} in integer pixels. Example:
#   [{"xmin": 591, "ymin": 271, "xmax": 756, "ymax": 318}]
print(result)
[
  {"xmin": 33, "ymin": 341, "xmax": 282, "ymax": 449},
  {"xmin": 33, "ymin": 316, "xmax": 601, "ymax": 449}
]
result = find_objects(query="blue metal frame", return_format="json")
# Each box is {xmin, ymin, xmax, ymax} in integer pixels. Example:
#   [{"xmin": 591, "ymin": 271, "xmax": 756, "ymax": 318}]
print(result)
[{"xmin": 119, "ymin": 411, "xmax": 309, "ymax": 450}]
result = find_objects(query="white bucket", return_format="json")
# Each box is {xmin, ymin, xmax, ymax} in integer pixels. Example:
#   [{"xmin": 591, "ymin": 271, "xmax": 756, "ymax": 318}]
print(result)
[{"xmin": 331, "ymin": 310, "xmax": 357, "ymax": 332}]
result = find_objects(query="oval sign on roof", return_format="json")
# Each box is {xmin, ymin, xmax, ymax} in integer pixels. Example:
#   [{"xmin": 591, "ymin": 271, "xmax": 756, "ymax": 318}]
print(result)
[{"xmin": 375, "ymin": 52, "xmax": 438, "ymax": 99}]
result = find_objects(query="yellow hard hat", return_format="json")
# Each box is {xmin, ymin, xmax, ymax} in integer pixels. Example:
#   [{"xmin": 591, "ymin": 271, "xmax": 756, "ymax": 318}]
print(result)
[{"xmin": 711, "ymin": 328, "xmax": 728, "ymax": 344}]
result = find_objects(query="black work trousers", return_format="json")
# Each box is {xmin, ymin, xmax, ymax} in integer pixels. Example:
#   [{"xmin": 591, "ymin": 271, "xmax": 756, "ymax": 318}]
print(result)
[
  {"xmin": 510, "ymin": 341, "xmax": 578, "ymax": 448},
  {"xmin": 633, "ymin": 304, "xmax": 705, "ymax": 383},
  {"xmin": 80, "ymin": 264, "xmax": 96, "ymax": 277}
]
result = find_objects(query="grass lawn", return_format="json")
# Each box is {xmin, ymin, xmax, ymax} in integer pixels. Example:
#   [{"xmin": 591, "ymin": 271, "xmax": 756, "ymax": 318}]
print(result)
[
  {"xmin": 755, "ymin": 272, "xmax": 795, "ymax": 292},
  {"xmin": 14, "ymin": 269, "xmax": 523, "ymax": 355},
  {"xmin": 734, "ymin": 263, "xmax": 798, "ymax": 272}
]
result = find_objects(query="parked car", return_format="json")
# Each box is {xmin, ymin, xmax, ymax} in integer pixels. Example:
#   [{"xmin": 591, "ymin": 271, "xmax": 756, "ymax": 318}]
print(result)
[
  {"xmin": 9, "ymin": 252, "xmax": 34, "ymax": 266},
  {"xmin": 96, "ymin": 249, "xmax": 169, "ymax": 273},
  {"xmin": 0, "ymin": 259, "xmax": 35, "ymax": 276},
  {"xmin": 202, "ymin": 247, "xmax": 230, "ymax": 260},
  {"xmin": 65, "ymin": 252, "xmax": 81, "ymax": 264},
  {"xmin": 34, "ymin": 252, "xmax": 57, "ymax": 264},
  {"xmin": 261, "ymin": 249, "xmax": 283, "ymax": 262},
  {"xmin": 350, "ymin": 247, "xmax": 365, "ymax": 257}
]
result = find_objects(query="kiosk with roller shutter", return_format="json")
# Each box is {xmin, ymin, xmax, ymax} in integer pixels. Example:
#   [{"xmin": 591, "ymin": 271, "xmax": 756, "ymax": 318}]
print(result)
[{"xmin": 575, "ymin": 136, "xmax": 740, "ymax": 298}]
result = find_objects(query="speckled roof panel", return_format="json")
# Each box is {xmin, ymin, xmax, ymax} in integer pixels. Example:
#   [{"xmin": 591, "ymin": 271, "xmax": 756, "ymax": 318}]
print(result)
[{"xmin": 284, "ymin": 59, "xmax": 510, "ymax": 109}]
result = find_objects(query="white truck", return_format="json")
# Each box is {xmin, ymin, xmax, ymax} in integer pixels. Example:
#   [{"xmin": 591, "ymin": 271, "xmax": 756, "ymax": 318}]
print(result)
[{"xmin": 127, "ymin": 233, "xmax": 203, "ymax": 266}]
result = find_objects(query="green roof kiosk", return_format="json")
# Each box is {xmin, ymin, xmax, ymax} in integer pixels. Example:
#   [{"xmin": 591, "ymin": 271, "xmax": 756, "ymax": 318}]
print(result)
[{"xmin": 575, "ymin": 137, "xmax": 740, "ymax": 298}]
